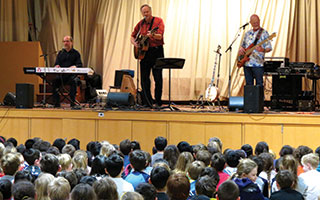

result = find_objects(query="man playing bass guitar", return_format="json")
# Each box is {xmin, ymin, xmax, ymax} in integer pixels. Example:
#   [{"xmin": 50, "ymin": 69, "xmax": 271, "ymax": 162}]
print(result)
[
  {"xmin": 130, "ymin": 4, "xmax": 165, "ymax": 108},
  {"xmin": 238, "ymin": 14, "xmax": 272, "ymax": 87}
]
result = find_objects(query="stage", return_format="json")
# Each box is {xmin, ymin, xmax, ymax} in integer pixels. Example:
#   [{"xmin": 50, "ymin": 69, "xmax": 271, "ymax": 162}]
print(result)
[{"xmin": 1, "ymin": 104, "xmax": 320, "ymax": 155}]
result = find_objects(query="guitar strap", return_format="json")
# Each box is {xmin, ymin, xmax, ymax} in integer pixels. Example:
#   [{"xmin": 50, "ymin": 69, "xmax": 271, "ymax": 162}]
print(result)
[
  {"xmin": 148, "ymin": 17, "xmax": 155, "ymax": 31},
  {"xmin": 253, "ymin": 28, "xmax": 264, "ymax": 45}
]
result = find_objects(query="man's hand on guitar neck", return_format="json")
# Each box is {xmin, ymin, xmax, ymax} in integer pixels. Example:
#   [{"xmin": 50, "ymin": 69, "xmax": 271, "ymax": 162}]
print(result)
[{"xmin": 130, "ymin": 37, "xmax": 139, "ymax": 47}]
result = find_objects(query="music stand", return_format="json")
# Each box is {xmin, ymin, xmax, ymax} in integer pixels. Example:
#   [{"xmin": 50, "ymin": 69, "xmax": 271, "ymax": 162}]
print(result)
[{"xmin": 154, "ymin": 58, "xmax": 185, "ymax": 111}]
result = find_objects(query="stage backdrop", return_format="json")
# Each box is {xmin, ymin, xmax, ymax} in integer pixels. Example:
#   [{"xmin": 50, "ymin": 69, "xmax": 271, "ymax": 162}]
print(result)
[{"xmin": 1, "ymin": 0, "xmax": 320, "ymax": 101}]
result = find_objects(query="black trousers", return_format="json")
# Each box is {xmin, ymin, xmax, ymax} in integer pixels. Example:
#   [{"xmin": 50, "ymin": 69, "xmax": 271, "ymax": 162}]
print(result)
[
  {"xmin": 140, "ymin": 45, "xmax": 164, "ymax": 106},
  {"xmin": 52, "ymin": 75, "xmax": 78, "ymax": 106}
]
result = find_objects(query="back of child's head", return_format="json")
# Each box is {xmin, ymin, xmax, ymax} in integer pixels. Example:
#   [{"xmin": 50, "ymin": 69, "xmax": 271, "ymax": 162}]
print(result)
[
  {"xmin": 131, "ymin": 140, "xmax": 141, "ymax": 151},
  {"xmin": 14, "ymin": 170, "xmax": 34, "ymax": 183},
  {"xmin": 175, "ymin": 151, "xmax": 194, "ymax": 172},
  {"xmin": 120, "ymin": 139, "xmax": 131, "ymax": 155},
  {"xmin": 72, "ymin": 152, "xmax": 88, "ymax": 171},
  {"xmin": 167, "ymin": 173, "xmax": 190, "ymax": 200},
  {"xmin": 58, "ymin": 153, "xmax": 72, "ymax": 171},
  {"xmin": 150, "ymin": 166, "xmax": 170, "ymax": 190},
  {"xmin": 301, "ymin": 153, "xmax": 319, "ymax": 169},
  {"xmin": 255, "ymin": 141, "xmax": 269, "ymax": 155},
  {"xmin": 200, "ymin": 167, "xmax": 219, "ymax": 186},
  {"xmin": 163, "ymin": 145, "xmax": 180, "ymax": 170},
  {"xmin": 25, "ymin": 139, "xmax": 35, "ymax": 149},
  {"xmin": 211, "ymin": 152, "xmax": 226, "ymax": 172},
  {"xmin": 0, "ymin": 152, "xmax": 20, "ymax": 175},
  {"xmin": 276, "ymin": 170, "xmax": 293, "ymax": 189},
  {"xmin": 12, "ymin": 180, "xmax": 35, "ymax": 200},
  {"xmin": 88, "ymin": 141, "xmax": 102, "ymax": 157},
  {"xmin": 121, "ymin": 191, "xmax": 144, "ymax": 200},
  {"xmin": 135, "ymin": 183, "xmax": 157, "ymax": 200},
  {"xmin": 251, "ymin": 155, "xmax": 264, "ymax": 175},
  {"xmin": 217, "ymin": 180, "xmax": 239, "ymax": 200},
  {"xmin": 62, "ymin": 144, "xmax": 76, "ymax": 157},
  {"xmin": 293, "ymin": 145, "xmax": 313, "ymax": 165},
  {"xmin": 196, "ymin": 150, "xmax": 212, "ymax": 166},
  {"xmin": 23, "ymin": 148, "xmax": 40, "ymax": 166},
  {"xmin": 52, "ymin": 138, "xmax": 66, "ymax": 153},
  {"xmin": 56, "ymin": 171, "xmax": 78, "ymax": 190},
  {"xmin": 70, "ymin": 183, "xmax": 97, "ymax": 200},
  {"xmin": 154, "ymin": 136, "xmax": 167, "ymax": 151},
  {"xmin": 225, "ymin": 150, "xmax": 240, "ymax": 168},
  {"xmin": 236, "ymin": 158, "xmax": 257, "ymax": 178},
  {"xmin": 7, "ymin": 137, "xmax": 18, "ymax": 147},
  {"xmin": 258, "ymin": 152, "xmax": 274, "ymax": 173},
  {"xmin": 35, "ymin": 173, "xmax": 55, "ymax": 200},
  {"xmin": 241, "ymin": 144, "xmax": 253, "ymax": 158},
  {"xmin": 195, "ymin": 175, "xmax": 217, "ymax": 198},
  {"xmin": 79, "ymin": 175, "xmax": 97, "ymax": 186},
  {"xmin": 193, "ymin": 143, "xmax": 208, "ymax": 155},
  {"xmin": 93, "ymin": 177, "xmax": 118, "ymax": 200},
  {"xmin": 188, "ymin": 160, "xmax": 205, "ymax": 180},
  {"xmin": 68, "ymin": 138, "xmax": 80, "ymax": 150},
  {"xmin": 90, "ymin": 155, "xmax": 107, "ymax": 176},
  {"xmin": 177, "ymin": 141, "xmax": 192, "ymax": 153},
  {"xmin": 208, "ymin": 137, "xmax": 223, "ymax": 150},
  {"xmin": 0, "ymin": 178, "xmax": 12, "ymax": 199},
  {"xmin": 106, "ymin": 153, "xmax": 124, "ymax": 177},
  {"xmin": 129, "ymin": 150, "xmax": 147, "ymax": 171},
  {"xmin": 48, "ymin": 177, "xmax": 71, "ymax": 200},
  {"xmin": 279, "ymin": 145, "xmax": 293, "ymax": 157}
]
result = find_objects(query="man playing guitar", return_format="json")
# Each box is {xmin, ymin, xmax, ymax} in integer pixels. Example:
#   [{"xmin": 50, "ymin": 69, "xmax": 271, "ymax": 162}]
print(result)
[
  {"xmin": 238, "ymin": 14, "xmax": 272, "ymax": 87},
  {"xmin": 130, "ymin": 4, "xmax": 165, "ymax": 108}
]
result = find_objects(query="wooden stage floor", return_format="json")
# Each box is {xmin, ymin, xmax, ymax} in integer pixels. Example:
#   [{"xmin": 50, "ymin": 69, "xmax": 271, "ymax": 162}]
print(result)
[{"xmin": 1, "ymin": 104, "xmax": 320, "ymax": 155}]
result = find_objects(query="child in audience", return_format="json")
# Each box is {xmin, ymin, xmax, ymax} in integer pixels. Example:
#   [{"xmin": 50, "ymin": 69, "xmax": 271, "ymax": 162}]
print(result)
[
  {"xmin": 136, "ymin": 183, "xmax": 157, "ymax": 200},
  {"xmin": 217, "ymin": 180, "xmax": 240, "ymax": 200},
  {"xmin": 35, "ymin": 173, "xmax": 55, "ymax": 200},
  {"xmin": 174, "ymin": 151, "xmax": 194, "ymax": 174},
  {"xmin": 270, "ymin": 170, "xmax": 304, "ymax": 200},
  {"xmin": 293, "ymin": 145, "xmax": 313, "ymax": 176},
  {"xmin": 258, "ymin": 152, "xmax": 276, "ymax": 196},
  {"xmin": 12, "ymin": 180, "xmax": 36, "ymax": 200},
  {"xmin": 57, "ymin": 153, "xmax": 72, "ymax": 171},
  {"xmin": 167, "ymin": 173, "xmax": 190, "ymax": 200},
  {"xmin": 105, "ymin": 153, "xmax": 134, "ymax": 197},
  {"xmin": 150, "ymin": 166, "xmax": 170, "ymax": 200},
  {"xmin": 211, "ymin": 152, "xmax": 229, "ymax": 189},
  {"xmin": 187, "ymin": 160, "xmax": 205, "ymax": 198},
  {"xmin": 223, "ymin": 150, "xmax": 240, "ymax": 176},
  {"xmin": 48, "ymin": 177, "xmax": 71, "ymax": 200},
  {"xmin": 70, "ymin": 183, "xmax": 97, "ymax": 200},
  {"xmin": 121, "ymin": 192, "xmax": 144, "ymax": 200},
  {"xmin": 0, "ymin": 152, "xmax": 21, "ymax": 182},
  {"xmin": 124, "ymin": 150, "xmax": 150, "ymax": 189},
  {"xmin": 196, "ymin": 150, "xmax": 212, "ymax": 167},
  {"xmin": 163, "ymin": 145, "xmax": 180, "ymax": 170},
  {"xmin": 299, "ymin": 153, "xmax": 320, "ymax": 200},
  {"xmin": 254, "ymin": 141, "xmax": 269, "ymax": 156},
  {"xmin": 232, "ymin": 158, "xmax": 265, "ymax": 200},
  {"xmin": 40, "ymin": 153, "xmax": 60, "ymax": 176},
  {"xmin": 151, "ymin": 136, "xmax": 167, "ymax": 166},
  {"xmin": 191, "ymin": 175, "xmax": 217, "ymax": 200},
  {"xmin": 93, "ymin": 177, "xmax": 118, "ymax": 200}
]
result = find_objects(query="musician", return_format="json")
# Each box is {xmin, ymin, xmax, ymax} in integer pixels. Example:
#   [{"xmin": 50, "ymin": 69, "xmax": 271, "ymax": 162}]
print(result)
[
  {"xmin": 52, "ymin": 35, "xmax": 82, "ymax": 107},
  {"xmin": 238, "ymin": 14, "xmax": 272, "ymax": 87},
  {"xmin": 131, "ymin": 4, "xmax": 165, "ymax": 108}
]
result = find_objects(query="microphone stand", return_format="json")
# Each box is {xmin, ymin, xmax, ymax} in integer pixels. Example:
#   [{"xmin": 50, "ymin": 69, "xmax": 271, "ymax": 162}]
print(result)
[
  {"xmin": 225, "ymin": 26, "xmax": 246, "ymax": 100},
  {"xmin": 40, "ymin": 51, "xmax": 56, "ymax": 107}
]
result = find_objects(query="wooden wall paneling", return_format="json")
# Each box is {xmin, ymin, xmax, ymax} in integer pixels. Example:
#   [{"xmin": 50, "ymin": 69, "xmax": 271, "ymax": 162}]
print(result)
[
  {"xmin": 0, "ymin": 117, "xmax": 29, "ymax": 145},
  {"xmin": 62, "ymin": 119, "xmax": 96, "ymax": 150},
  {"xmin": 283, "ymin": 124, "xmax": 320, "ymax": 150},
  {"xmin": 97, "ymin": 120, "xmax": 132, "ymax": 145},
  {"xmin": 205, "ymin": 123, "xmax": 242, "ymax": 151},
  {"xmin": 244, "ymin": 124, "xmax": 283, "ymax": 157},
  {"xmin": 132, "ymin": 121, "xmax": 167, "ymax": 153},
  {"xmin": 168, "ymin": 122, "xmax": 205, "ymax": 146},
  {"xmin": 30, "ymin": 118, "xmax": 63, "ymax": 143}
]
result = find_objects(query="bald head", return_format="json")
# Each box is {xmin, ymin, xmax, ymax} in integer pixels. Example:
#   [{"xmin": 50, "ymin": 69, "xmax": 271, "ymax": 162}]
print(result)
[
  {"xmin": 63, "ymin": 35, "xmax": 73, "ymax": 51},
  {"xmin": 250, "ymin": 14, "xmax": 260, "ymax": 31}
]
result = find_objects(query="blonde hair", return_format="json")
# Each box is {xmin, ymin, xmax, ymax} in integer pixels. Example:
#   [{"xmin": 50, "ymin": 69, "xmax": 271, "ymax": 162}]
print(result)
[
  {"xmin": 301, "ymin": 153, "xmax": 319, "ymax": 169},
  {"xmin": 58, "ymin": 153, "xmax": 72, "ymax": 171},
  {"xmin": 0, "ymin": 152, "xmax": 20, "ymax": 175},
  {"xmin": 100, "ymin": 143, "xmax": 115, "ymax": 157},
  {"xmin": 174, "ymin": 152, "xmax": 194, "ymax": 173},
  {"xmin": 121, "ymin": 192, "xmax": 144, "ymax": 200},
  {"xmin": 235, "ymin": 158, "xmax": 257, "ymax": 178},
  {"xmin": 153, "ymin": 161, "xmax": 171, "ymax": 173},
  {"xmin": 187, "ymin": 160, "xmax": 205, "ymax": 180},
  {"xmin": 3, "ymin": 145, "xmax": 17, "ymax": 155},
  {"xmin": 279, "ymin": 155, "xmax": 298, "ymax": 189},
  {"xmin": 72, "ymin": 153, "xmax": 88, "ymax": 171},
  {"xmin": 48, "ymin": 177, "xmax": 71, "ymax": 200},
  {"xmin": 0, "ymin": 142, "xmax": 5, "ymax": 158},
  {"xmin": 35, "ymin": 173, "xmax": 55, "ymax": 200}
]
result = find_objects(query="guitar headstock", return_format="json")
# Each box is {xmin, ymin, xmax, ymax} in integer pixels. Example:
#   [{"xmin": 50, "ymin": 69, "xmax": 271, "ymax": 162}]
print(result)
[{"xmin": 269, "ymin": 32, "xmax": 277, "ymax": 40}]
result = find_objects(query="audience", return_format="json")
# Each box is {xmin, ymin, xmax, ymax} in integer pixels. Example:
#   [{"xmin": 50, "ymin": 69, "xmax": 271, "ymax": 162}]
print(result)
[{"xmin": 1, "ymin": 135, "xmax": 320, "ymax": 200}]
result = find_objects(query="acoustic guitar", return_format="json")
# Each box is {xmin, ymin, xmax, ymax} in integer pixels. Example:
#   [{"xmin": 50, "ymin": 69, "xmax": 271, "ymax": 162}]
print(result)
[
  {"xmin": 237, "ymin": 32, "xmax": 276, "ymax": 68},
  {"xmin": 133, "ymin": 27, "xmax": 159, "ymax": 60}
]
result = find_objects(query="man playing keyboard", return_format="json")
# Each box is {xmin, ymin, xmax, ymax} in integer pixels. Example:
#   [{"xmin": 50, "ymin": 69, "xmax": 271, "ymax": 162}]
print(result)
[{"xmin": 52, "ymin": 35, "xmax": 82, "ymax": 107}]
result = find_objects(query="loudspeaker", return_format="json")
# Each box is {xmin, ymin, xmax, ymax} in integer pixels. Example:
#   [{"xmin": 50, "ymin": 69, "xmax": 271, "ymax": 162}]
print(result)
[
  {"xmin": 244, "ymin": 85, "xmax": 264, "ymax": 113},
  {"xmin": 107, "ymin": 92, "xmax": 134, "ymax": 106},
  {"xmin": 114, "ymin": 70, "xmax": 134, "ymax": 88},
  {"xmin": 3, "ymin": 92, "xmax": 16, "ymax": 106},
  {"xmin": 228, "ymin": 96, "xmax": 244, "ymax": 111},
  {"xmin": 272, "ymin": 75, "xmax": 302, "ymax": 97},
  {"xmin": 16, "ymin": 83, "xmax": 34, "ymax": 108}
]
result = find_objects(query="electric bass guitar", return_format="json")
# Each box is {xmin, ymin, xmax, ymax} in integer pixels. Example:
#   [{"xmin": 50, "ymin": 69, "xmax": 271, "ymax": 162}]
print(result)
[
  {"xmin": 205, "ymin": 45, "xmax": 221, "ymax": 101},
  {"xmin": 237, "ymin": 32, "xmax": 276, "ymax": 68},
  {"xmin": 133, "ymin": 27, "xmax": 159, "ymax": 60}
]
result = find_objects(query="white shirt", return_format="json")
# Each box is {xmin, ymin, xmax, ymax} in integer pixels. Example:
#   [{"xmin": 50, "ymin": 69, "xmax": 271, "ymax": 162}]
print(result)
[
  {"xmin": 111, "ymin": 177, "xmax": 134, "ymax": 197},
  {"xmin": 299, "ymin": 170, "xmax": 320, "ymax": 200}
]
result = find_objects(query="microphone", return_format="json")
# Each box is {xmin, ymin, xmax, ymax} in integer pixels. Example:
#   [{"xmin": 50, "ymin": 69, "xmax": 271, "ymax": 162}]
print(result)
[{"xmin": 240, "ymin": 22, "xmax": 249, "ymax": 29}]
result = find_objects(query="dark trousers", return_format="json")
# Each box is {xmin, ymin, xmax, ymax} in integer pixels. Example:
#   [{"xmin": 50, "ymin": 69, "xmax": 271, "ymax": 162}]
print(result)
[
  {"xmin": 140, "ymin": 45, "xmax": 164, "ymax": 106},
  {"xmin": 52, "ymin": 75, "xmax": 78, "ymax": 106},
  {"xmin": 244, "ymin": 66, "xmax": 264, "ymax": 86}
]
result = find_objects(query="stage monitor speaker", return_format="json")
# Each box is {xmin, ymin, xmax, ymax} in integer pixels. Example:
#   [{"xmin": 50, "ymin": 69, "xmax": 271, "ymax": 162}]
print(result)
[
  {"xmin": 16, "ymin": 83, "xmax": 34, "ymax": 108},
  {"xmin": 3, "ymin": 92, "xmax": 16, "ymax": 106},
  {"xmin": 107, "ymin": 92, "xmax": 134, "ymax": 106},
  {"xmin": 114, "ymin": 70, "xmax": 134, "ymax": 88},
  {"xmin": 228, "ymin": 96, "xmax": 244, "ymax": 111},
  {"xmin": 244, "ymin": 85, "xmax": 264, "ymax": 113}
]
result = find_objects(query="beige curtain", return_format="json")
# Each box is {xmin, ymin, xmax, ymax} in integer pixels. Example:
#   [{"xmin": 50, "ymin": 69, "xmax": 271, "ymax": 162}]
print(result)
[
  {"xmin": 2, "ymin": 0, "xmax": 320, "ymax": 101},
  {"xmin": 0, "ymin": 0, "xmax": 28, "ymax": 41}
]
